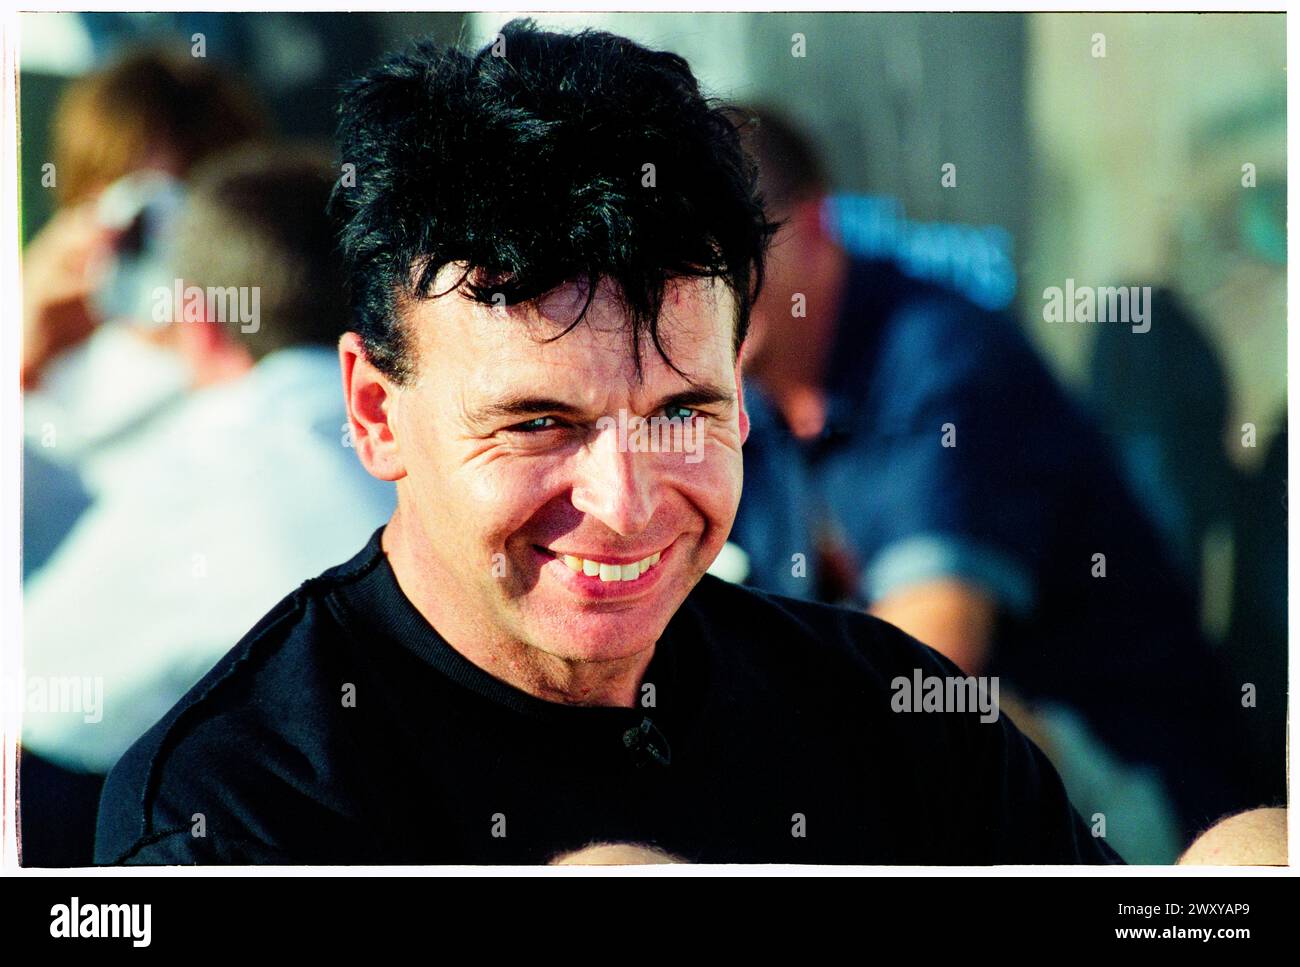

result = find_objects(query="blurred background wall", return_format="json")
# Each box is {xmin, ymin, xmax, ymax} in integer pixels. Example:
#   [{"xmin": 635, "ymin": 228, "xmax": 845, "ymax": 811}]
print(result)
[{"xmin": 1026, "ymin": 13, "xmax": 1285, "ymax": 444}]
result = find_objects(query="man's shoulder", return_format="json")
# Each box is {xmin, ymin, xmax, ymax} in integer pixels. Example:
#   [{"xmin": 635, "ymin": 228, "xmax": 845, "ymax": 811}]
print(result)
[
  {"xmin": 94, "ymin": 532, "xmax": 385, "ymax": 865},
  {"xmin": 684, "ymin": 576, "xmax": 1124, "ymax": 864}
]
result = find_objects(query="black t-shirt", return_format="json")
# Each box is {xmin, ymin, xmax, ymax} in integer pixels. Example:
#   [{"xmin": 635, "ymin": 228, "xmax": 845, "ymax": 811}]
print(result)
[{"xmin": 95, "ymin": 527, "xmax": 1124, "ymax": 865}]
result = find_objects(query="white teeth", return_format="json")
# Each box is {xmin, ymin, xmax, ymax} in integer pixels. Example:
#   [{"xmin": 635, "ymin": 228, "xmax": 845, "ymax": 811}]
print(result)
[{"xmin": 554, "ymin": 550, "xmax": 664, "ymax": 582}]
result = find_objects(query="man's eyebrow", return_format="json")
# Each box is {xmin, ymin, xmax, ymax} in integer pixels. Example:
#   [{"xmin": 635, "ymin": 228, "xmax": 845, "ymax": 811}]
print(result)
[
  {"xmin": 467, "ymin": 383, "xmax": 736, "ymax": 425},
  {"xmin": 654, "ymin": 384, "xmax": 736, "ymax": 411},
  {"xmin": 468, "ymin": 396, "xmax": 590, "ymax": 425}
]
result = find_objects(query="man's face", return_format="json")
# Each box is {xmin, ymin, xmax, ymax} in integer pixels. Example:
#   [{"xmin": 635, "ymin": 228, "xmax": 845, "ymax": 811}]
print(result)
[{"xmin": 387, "ymin": 267, "xmax": 749, "ymax": 663}]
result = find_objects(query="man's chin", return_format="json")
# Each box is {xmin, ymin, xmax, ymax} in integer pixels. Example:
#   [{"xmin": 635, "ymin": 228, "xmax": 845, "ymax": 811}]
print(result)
[
  {"xmin": 523, "ymin": 602, "xmax": 678, "ymax": 664},
  {"xmin": 509, "ymin": 546, "xmax": 715, "ymax": 661}
]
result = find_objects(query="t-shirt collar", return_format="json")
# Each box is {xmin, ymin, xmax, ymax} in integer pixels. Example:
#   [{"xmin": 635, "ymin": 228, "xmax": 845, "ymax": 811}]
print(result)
[{"xmin": 330, "ymin": 526, "xmax": 682, "ymax": 733}]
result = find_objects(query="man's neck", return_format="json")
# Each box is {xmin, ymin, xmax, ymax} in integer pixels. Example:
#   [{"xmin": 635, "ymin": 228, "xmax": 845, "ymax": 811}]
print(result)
[{"xmin": 380, "ymin": 508, "xmax": 654, "ymax": 708}]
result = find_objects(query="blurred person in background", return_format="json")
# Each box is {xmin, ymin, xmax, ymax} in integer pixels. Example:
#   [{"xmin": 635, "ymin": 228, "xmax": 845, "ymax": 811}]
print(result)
[
  {"xmin": 22, "ymin": 45, "xmax": 267, "ymax": 391},
  {"xmin": 729, "ymin": 105, "xmax": 1258, "ymax": 860},
  {"xmin": 21, "ymin": 146, "xmax": 396, "ymax": 866},
  {"xmin": 22, "ymin": 47, "xmax": 268, "ymax": 578},
  {"xmin": 1086, "ymin": 290, "xmax": 1285, "ymax": 810},
  {"xmin": 20, "ymin": 44, "xmax": 268, "ymax": 867}
]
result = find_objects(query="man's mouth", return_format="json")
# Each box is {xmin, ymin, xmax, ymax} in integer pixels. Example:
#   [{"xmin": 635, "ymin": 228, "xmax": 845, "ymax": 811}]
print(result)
[{"xmin": 545, "ymin": 548, "xmax": 663, "ymax": 583}]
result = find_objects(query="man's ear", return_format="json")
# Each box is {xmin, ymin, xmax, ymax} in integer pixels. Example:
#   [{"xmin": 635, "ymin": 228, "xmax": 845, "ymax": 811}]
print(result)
[
  {"xmin": 734, "ymin": 355, "xmax": 751, "ymax": 446},
  {"xmin": 339, "ymin": 331, "xmax": 405, "ymax": 482}
]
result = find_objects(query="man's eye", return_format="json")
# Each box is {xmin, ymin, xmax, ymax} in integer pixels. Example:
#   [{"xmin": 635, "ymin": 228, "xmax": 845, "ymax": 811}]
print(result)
[
  {"xmin": 664, "ymin": 405, "xmax": 700, "ymax": 421},
  {"xmin": 510, "ymin": 416, "xmax": 559, "ymax": 432}
]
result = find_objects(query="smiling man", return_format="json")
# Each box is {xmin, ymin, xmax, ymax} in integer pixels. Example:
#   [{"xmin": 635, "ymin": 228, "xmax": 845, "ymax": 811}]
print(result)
[
  {"xmin": 353, "ymin": 266, "xmax": 745, "ymax": 709},
  {"xmin": 95, "ymin": 20, "xmax": 1122, "ymax": 865}
]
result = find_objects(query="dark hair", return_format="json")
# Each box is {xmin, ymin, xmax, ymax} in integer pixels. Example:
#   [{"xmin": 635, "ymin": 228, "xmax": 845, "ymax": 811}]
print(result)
[
  {"xmin": 172, "ymin": 144, "xmax": 350, "ymax": 361},
  {"xmin": 726, "ymin": 104, "xmax": 829, "ymax": 212},
  {"xmin": 330, "ymin": 18, "xmax": 778, "ymax": 384}
]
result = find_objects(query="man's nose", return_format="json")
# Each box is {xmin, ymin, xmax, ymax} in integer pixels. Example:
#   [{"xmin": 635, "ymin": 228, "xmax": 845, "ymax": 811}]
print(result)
[{"xmin": 570, "ymin": 420, "xmax": 659, "ymax": 537}]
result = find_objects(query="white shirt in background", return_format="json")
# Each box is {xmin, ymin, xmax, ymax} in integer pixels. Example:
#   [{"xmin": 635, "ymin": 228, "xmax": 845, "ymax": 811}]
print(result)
[{"xmin": 22, "ymin": 344, "xmax": 396, "ymax": 774}]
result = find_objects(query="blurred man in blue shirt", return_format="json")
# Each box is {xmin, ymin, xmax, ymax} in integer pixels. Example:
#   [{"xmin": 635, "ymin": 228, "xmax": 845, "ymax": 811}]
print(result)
[{"xmin": 730, "ymin": 106, "xmax": 1258, "ymax": 854}]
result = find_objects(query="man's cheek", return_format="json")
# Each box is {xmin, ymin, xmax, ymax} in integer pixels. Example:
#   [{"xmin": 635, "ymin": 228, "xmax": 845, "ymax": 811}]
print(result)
[
  {"xmin": 465, "ymin": 466, "xmax": 512, "ymax": 507},
  {"xmin": 670, "ymin": 453, "xmax": 743, "ymax": 519},
  {"xmin": 443, "ymin": 448, "xmax": 534, "ymax": 505},
  {"xmin": 462, "ymin": 461, "xmax": 557, "ymax": 541}
]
